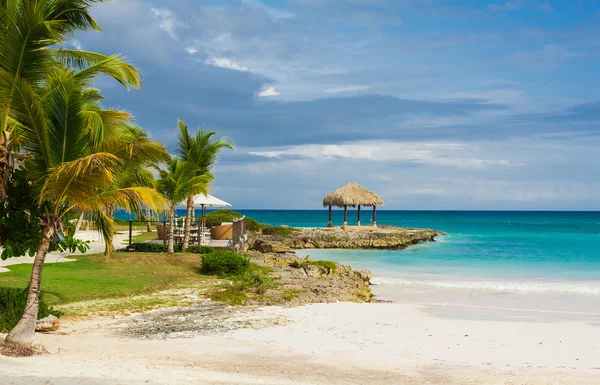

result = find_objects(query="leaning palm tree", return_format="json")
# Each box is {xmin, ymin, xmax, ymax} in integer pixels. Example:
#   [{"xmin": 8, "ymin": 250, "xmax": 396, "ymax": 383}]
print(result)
[
  {"xmin": 1, "ymin": 63, "xmax": 158, "ymax": 348},
  {"xmin": 156, "ymin": 157, "xmax": 211, "ymax": 254},
  {"xmin": 177, "ymin": 120, "xmax": 233, "ymax": 251}
]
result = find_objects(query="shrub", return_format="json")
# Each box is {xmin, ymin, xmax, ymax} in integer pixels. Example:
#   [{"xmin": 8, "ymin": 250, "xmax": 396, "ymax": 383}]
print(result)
[
  {"xmin": 236, "ymin": 269, "xmax": 276, "ymax": 294},
  {"xmin": 200, "ymin": 250, "xmax": 250, "ymax": 276},
  {"xmin": 188, "ymin": 245, "xmax": 215, "ymax": 254},
  {"xmin": 261, "ymin": 225, "xmax": 296, "ymax": 238},
  {"xmin": 0, "ymin": 288, "xmax": 62, "ymax": 332},
  {"xmin": 129, "ymin": 243, "xmax": 181, "ymax": 252},
  {"xmin": 203, "ymin": 209, "xmax": 261, "ymax": 232},
  {"xmin": 129, "ymin": 243, "xmax": 215, "ymax": 254}
]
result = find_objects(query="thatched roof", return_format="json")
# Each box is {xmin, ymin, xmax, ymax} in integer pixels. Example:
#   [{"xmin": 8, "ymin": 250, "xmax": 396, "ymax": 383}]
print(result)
[{"xmin": 323, "ymin": 182, "xmax": 384, "ymax": 208}]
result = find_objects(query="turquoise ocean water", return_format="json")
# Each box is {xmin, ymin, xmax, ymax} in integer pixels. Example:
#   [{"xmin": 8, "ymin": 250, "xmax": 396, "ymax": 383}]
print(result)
[
  {"xmin": 121, "ymin": 210, "xmax": 600, "ymax": 296},
  {"xmin": 242, "ymin": 210, "xmax": 600, "ymax": 296}
]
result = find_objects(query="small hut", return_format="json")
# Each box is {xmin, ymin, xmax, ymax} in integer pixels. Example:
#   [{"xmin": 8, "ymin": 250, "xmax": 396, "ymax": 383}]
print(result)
[{"xmin": 323, "ymin": 182, "xmax": 384, "ymax": 229}]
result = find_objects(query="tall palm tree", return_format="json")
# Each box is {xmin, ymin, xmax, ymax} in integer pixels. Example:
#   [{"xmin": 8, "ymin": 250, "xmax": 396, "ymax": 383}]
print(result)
[
  {"xmin": 156, "ymin": 157, "xmax": 211, "ymax": 254},
  {"xmin": 177, "ymin": 120, "xmax": 233, "ymax": 251},
  {"xmin": 2, "ymin": 64, "xmax": 161, "ymax": 348}
]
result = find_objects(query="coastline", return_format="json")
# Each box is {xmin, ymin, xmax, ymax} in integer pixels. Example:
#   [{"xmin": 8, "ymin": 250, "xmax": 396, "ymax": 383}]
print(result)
[
  {"xmin": 1, "ymin": 302, "xmax": 599, "ymax": 384},
  {"xmin": 2, "ymin": 225, "xmax": 599, "ymax": 383}
]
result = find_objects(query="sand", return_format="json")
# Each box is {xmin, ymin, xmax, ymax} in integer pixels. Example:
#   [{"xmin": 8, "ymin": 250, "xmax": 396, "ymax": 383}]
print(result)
[{"xmin": 1, "ymin": 301, "xmax": 599, "ymax": 385}]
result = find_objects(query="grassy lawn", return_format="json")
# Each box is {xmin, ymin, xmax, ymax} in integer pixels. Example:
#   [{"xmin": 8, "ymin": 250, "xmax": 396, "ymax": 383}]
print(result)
[
  {"xmin": 0, "ymin": 253, "xmax": 221, "ymax": 315},
  {"xmin": 129, "ymin": 231, "xmax": 159, "ymax": 243}
]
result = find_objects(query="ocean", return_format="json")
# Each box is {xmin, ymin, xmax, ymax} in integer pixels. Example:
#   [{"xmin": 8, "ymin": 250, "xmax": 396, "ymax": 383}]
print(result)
[
  {"xmin": 121, "ymin": 209, "xmax": 600, "ymax": 305},
  {"xmin": 244, "ymin": 210, "xmax": 600, "ymax": 304}
]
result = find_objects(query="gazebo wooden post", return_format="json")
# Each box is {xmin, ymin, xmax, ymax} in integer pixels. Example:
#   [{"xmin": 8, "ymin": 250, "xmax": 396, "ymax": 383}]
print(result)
[
  {"xmin": 328, "ymin": 206, "xmax": 332, "ymax": 227},
  {"xmin": 343, "ymin": 205, "xmax": 348, "ymax": 229},
  {"xmin": 373, "ymin": 206, "xmax": 377, "ymax": 227},
  {"xmin": 357, "ymin": 205, "xmax": 361, "ymax": 226}
]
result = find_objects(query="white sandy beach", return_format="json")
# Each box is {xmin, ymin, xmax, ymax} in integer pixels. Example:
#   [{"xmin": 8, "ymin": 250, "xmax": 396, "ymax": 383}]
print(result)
[{"xmin": 1, "ymin": 300, "xmax": 599, "ymax": 385}]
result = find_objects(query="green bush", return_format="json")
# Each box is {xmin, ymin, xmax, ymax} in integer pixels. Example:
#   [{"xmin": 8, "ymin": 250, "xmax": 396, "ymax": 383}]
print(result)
[
  {"xmin": 236, "ymin": 269, "xmax": 276, "ymax": 294},
  {"xmin": 0, "ymin": 288, "xmax": 62, "ymax": 332},
  {"xmin": 188, "ymin": 245, "xmax": 215, "ymax": 254},
  {"xmin": 129, "ymin": 243, "xmax": 215, "ymax": 254},
  {"xmin": 200, "ymin": 250, "xmax": 250, "ymax": 276},
  {"xmin": 261, "ymin": 225, "xmax": 296, "ymax": 238},
  {"xmin": 203, "ymin": 209, "xmax": 261, "ymax": 232},
  {"xmin": 129, "ymin": 243, "xmax": 181, "ymax": 252}
]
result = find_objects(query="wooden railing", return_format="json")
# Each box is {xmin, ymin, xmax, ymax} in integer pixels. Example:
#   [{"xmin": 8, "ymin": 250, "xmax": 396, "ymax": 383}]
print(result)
[{"xmin": 231, "ymin": 216, "xmax": 246, "ymax": 252}]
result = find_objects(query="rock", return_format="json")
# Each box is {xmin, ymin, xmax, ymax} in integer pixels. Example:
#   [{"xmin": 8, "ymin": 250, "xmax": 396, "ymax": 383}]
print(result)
[
  {"xmin": 249, "ymin": 226, "xmax": 445, "ymax": 252},
  {"xmin": 354, "ymin": 269, "xmax": 373, "ymax": 283},
  {"xmin": 303, "ymin": 255, "xmax": 312, "ymax": 262},
  {"xmin": 250, "ymin": 239, "xmax": 293, "ymax": 254},
  {"xmin": 304, "ymin": 264, "xmax": 322, "ymax": 278},
  {"xmin": 35, "ymin": 315, "xmax": 60, "ymax": 332}
]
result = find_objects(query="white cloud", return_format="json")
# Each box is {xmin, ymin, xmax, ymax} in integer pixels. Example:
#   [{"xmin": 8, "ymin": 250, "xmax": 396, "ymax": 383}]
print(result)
[
  {"xmin": 325, "ymin": 85, "xmax": 370, "ymax": 94},
  {"xmin": 206, "ymin": 57, "xmax": 249, "ymax": 72},
  {"xmin": 185, "ymin": 46, "xmax": 199, "ymax": 54},
  {"xmin": 151, "ymin": 8, "xmax": 179, "ymax": 41},
  {"xmin": 249, "ymin": 141, "xmax": 524, "ymax": 169},
  {"xmin": 70, "ymin": 39, "xmax": 83, "ymax": 50},
  {"xmin": 258, "ymin": 86, "xmax": 280, "ymax": 97}
]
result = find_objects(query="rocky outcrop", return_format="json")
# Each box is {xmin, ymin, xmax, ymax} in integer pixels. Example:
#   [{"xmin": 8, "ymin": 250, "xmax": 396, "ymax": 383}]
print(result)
[
  {"xmin": 249, "ymin": 226, "xmax": 445, "ymax": 252},
  {"xmin": 246, "ymin": 251, "xmax": 372, "ymax": 306},
  {"xmin": 251, "ymin": 239, "xmax": 294, "ymax": 254}
]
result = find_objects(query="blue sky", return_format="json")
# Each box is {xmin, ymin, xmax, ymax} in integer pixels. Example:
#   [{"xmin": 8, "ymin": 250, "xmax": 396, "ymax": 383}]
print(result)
[{"xmin": 75, "ymin": 0, "xmax": 600, "ymax": 210}]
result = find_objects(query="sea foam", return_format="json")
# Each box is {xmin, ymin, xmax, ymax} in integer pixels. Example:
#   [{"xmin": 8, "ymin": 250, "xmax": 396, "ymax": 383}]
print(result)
[{"xmin": 371, "ymin": 276, "xmax": 600, "ymax": 295}]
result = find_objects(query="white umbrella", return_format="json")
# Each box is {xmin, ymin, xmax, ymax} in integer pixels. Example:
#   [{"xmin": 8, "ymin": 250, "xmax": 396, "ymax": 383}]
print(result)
[
  {"xmin": 188, "ymin": 194, "xmax": 231, "ymax": 208},
  {"xmin": 178, "ymin": 194, "xmax": 232, "ymax": 245}
]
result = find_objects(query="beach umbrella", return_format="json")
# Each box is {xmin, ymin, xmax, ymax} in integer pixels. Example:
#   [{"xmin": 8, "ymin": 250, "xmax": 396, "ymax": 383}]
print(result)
[{"xmin": 178, "ymin": 194, "xmax": 232, "ymax": 244}]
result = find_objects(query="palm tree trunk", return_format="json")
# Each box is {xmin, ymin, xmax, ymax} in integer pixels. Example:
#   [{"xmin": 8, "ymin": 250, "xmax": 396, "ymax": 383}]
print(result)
[
  {"xmin": 84, "ymin": 212, "xmax": 90, "ymax": 231},
  {"xmin": 145, "ymin": 208, "xmax": 152, "ymax": 232},
  {"xmin": 74, "ymin": 211, "xmax": 85, "ymax": 235},
  {"xmin": 104, "ymin": 239, "xmax": 112, "ymax": 262},
  {"xmin": 168, "ymin": 207, "xmax": 175, "ymax": 254},
  {"xmin": 182, "ymin": 195, "xmax": 193, "ymax": 251},
  {"xmin": 104, "ymin": 207, "xmax": 115, "ymax": 262},
  {"xmin": 5, "ymin": 221, "xmax": 54, "ymax": 348}
]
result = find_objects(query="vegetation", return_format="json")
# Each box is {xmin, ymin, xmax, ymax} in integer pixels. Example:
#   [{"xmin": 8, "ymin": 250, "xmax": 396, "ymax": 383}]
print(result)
[
  {"xmin": 0, "ymin": 253, "xmax": 214, "ymax": 312},
  {"xmin": 0, "ymin": 0, "xmax": 171, "ymax": 347},
  {"xmin": 177, "ymin": 120, "xmax": 233, "ymax": 251},
  {"xmin": 204, "ymin": 209, "xmax": 256, "ymax": 228},
  {"xmin": 200, "ymin": 250, "xmax": 250, "ymax": 276},
  {"xmin": 128, "ymin": 243, "xmax": 214, "ymax": 254},
  {"xmin": 155, "ymin": 157, "xmax": 210, "ymax": 254},
  {"xmin": 210, "ymin": 265, "xmax": 277, "ymax": 305},
  {"xmin": 306, "ymin": 260, "xmax": 337, "ymax": 274},
  {"xmin": 130, "ymin": 231, "xmax": 158, "ymax": 243},
  {"xmin": 261, "ymin": 225, "xmax": 297, "ymax": 238},
  {"xmin": 0, "ymin": 288, "xmax": 61, "ymax": 333}
]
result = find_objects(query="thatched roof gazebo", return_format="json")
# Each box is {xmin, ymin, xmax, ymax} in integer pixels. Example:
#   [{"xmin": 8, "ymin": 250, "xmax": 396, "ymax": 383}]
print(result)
[{"xmin": 323, "ymin": 182, "xmax": 384, "ymax": 229}]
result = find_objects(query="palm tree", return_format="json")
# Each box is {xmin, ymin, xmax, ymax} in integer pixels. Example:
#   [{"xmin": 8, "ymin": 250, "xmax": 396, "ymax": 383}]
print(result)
[
  {"xmin": 90, "ymin": 121, "xmax": 169, "ymax": 260},
  {"xmin": 2, "ymin": 64, "xmax": 160, "ymax": 348},
  {"xmin": 177, "ymin": 120, "xmax": 233, "ymax": 251},
  {"xmin": 156, "ymin": 157, "xmax": 211, "ymax": 254},
  {"xmin": 0, "ymin": 0, "xmax": 138, "ymax": 133}
]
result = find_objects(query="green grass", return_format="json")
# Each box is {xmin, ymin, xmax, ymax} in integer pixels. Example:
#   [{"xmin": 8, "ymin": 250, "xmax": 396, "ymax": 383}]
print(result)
[
  {"xmin": 0, "ymin": 252, "xmax": 213, "ymax": 308},
  {"xmin": 309, "ymin": 260, "xmax": 337, "ymax": 273},
  {"xmin": 129, "ymin": 231, "xmax": 158, "ymax": 243}
]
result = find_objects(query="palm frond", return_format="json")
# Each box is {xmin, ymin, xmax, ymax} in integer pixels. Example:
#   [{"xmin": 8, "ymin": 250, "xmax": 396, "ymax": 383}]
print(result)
[
  {"xmin": 70, "ymin": 53, "xmax": 142, "ymax": 90},
  {"xmin": 40, "ymin": 152, "xmax": 121, "ymax": 204}
]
